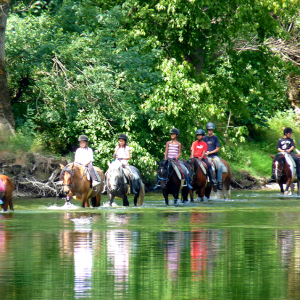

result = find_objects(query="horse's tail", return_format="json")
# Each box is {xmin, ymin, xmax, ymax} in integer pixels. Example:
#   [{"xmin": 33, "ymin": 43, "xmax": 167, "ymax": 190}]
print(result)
[{"xmin": 137, "ymin": 181, "xmax": 145, "ymax": 206}]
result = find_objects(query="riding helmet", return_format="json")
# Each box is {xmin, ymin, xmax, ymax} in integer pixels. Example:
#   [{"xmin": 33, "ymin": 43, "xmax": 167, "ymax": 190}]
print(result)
[
  {"xmin": 206, "ymin": 122, "xmax": 216, "ymax": 130},
  {"xmin": 196, "ymin": 129, "xmax": 206, "ymax": 135},
  {"xmin": 283, "ymin": 127, "xmax": 294, "ymax": 135},
  {"xmin": 78, "ymin": 135, "xmax": 88, "ymax": 142},
  {"xmin": 118, "ymin": 134, "xmax": 127, "ymax": 141},
  {"xmin": 170, "ymin": 128, "xmax": 180, "ymax": 136}
]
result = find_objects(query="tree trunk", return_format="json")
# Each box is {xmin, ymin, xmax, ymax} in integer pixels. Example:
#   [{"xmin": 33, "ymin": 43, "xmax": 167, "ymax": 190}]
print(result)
[
  {"xmin": 0, "ymin": 0, "xmax": 15, "ymax": 138},
  {"xmin": 288, "ymin": 74, "xmax": 300, "ymax": 120}
]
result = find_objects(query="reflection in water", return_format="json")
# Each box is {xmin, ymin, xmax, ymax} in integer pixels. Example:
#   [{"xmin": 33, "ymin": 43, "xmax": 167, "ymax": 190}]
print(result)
[{"xmin": 106, "ymin": 213, "xmax": 131, "ymax": 294}]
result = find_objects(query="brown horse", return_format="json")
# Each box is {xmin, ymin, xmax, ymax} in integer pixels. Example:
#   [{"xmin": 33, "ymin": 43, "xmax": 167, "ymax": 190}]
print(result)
[
  {"xmin": 270, "ymin": 153, "xmax": 300, "ymax": 195},
  {"xmin": 211, "ymin": 158, "xmax": 231, "ymax": 199},
  {"xmin": 185, "ymin": 158, "xmax": 211, "ymax": 202},
  {"xmin": 59, "ymin": 163, "xmax": 104, "ymax": 207},
  {"xmin": 0, "ymin": 175, "xmax": 14, "ymax": 212}
]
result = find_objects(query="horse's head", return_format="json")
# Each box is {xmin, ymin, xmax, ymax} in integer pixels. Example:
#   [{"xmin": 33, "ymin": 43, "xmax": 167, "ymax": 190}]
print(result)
[
  {"xmin": 271, "ymin": 153, "xmax": 285, "ymax": 180},
  {"xmin": 106, "ymin": 161, "xmax": 123, "ymax": 193},
  {"xmin": 156, "ymin": 160, "xmax": 169, "ymax": 189},
  {"xmin": 59, "ymin": 163, "xmax": 75, "ymax": 193}
]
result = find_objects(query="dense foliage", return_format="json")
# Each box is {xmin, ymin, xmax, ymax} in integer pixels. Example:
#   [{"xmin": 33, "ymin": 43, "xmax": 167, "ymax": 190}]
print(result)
[{"xmin": 5, "ymin": 0, "xmax": 300, "ymax": 177}]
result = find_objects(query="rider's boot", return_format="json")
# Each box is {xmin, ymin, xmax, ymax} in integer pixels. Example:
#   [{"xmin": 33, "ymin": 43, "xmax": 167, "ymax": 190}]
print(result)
[
  {"xmin": 208, "ymin": 168, "xmax": 217, "ymax": 186},
  {"xmin": 130, "ymin": 179, "xmax": 138, "ymax": 194},
  {"xmin": 217, "ymin": 182, "xmax": 223, "ymax": 190},
  {"xmin": 92, "ymin": 180, "xmax": 101, "ymax": 187},
  {"xmin": 186, "ymin": 177, "xmax": 193, "ymax": 190}
]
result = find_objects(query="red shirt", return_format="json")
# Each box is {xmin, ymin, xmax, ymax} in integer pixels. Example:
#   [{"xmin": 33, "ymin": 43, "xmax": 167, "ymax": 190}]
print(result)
[{"xmin": 192, "ymin": 140, "xmax": 207, "ymax": 158}]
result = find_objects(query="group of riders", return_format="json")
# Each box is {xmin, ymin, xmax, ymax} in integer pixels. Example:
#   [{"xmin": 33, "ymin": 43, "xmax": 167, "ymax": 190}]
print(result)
[
  {"xmin": 74, "ymin": 122, "xmax": 225, "ymax": 195},
  {"xmin": 72, "ymin": 124, "xmax": 300, "ymax": 196}
]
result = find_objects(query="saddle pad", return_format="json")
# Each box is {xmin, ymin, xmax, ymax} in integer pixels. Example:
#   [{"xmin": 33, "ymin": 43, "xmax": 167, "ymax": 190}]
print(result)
[
  {"xmin": 170, "ymin": 161, "xmax": 182, "ymax": 180},
  {"xmin": 284, "ymin": 153, "xmax": 296, "ymax": 179},
  {"xmin": 195, "ymin": 158, "xmax": 207, "ymax": 175},
  {"xmin": 85, "ymin": 167, "xmax": 102, "ymax": 182}
]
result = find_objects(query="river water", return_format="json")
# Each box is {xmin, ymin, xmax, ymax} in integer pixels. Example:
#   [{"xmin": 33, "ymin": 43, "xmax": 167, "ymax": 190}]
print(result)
[{"xmin": 1, "ymin": 191, "xmax": 300, "ymax": 299}]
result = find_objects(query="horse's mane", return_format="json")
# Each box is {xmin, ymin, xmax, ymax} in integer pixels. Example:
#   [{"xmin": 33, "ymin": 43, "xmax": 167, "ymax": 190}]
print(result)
[
  {"xmin": 107, "ymin": 161, "xmax": 123, "ymax": 176},
  {"xmin": 59, "ymin": 163, "xmax": 75, "ymax": 181},
  {"xmin": 274, "ymin": 153, "xmax": 285, "ymax": 163}
]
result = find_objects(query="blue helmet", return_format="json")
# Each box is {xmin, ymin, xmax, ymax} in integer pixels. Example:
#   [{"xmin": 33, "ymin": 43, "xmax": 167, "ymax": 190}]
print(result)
[
  {"xmin": 206, "ymin": 122, "xmax": 215, "ymax": 130},
  {"xmin": 196, "ymin": 129, "xmax": 205, "ymax": 135}
]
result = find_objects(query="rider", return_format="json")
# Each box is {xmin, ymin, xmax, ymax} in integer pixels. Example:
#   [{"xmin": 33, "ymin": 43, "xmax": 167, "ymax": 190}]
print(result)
[
  {"xmin": 203, "ymin": 122, "xmax": 223, "ymax": 190},
  {"xmin": 74, "ymin": 135, "xmax": 101, "ymax": 188},
  {"xmin": 113, "ymin": 134, "xmax": 139, "ymax": 194},
  {"xmin": 191, "ymin": 129, "xmax": 217, "ymax": 185},
  {"xmin": 0, "ymin": 179, "xmax": 4, "ymax": 205},
  {"xmin": 277, "ymin": 127, "xmax": 300, "ymax": 179},
  {"xmin": 154, "ymin": 128, "xmax": 193, "ymax": 190}
]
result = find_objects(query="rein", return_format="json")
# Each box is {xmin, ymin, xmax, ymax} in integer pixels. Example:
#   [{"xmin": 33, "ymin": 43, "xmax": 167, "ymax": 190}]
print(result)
[
  {"xmin": 62, "ymin": 164, "xmax": 87, "ymax": 191},
  {"xmin": 157, "ymin": 161, "xmax": 175, "ymax": 184},
  {"xmin": 107, "ymin": 167, "xmax": 123, "ymax": 193}
]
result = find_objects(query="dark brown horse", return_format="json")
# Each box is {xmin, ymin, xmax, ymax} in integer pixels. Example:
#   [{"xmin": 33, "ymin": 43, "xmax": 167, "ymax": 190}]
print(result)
[
  {"xmin": 185, "ymin": 158, "xmax": 210, "ymax": 202},
  {"xmin": 271, "ymin": 153, "xmax": 300, "ymax": 195},
  {"xmin": 60, "ymin": 163, "xmax": 104, "ymax": 207},
  {"xmin": 0, "ymin": 175, "xmax": 14, "ymax": 212}
]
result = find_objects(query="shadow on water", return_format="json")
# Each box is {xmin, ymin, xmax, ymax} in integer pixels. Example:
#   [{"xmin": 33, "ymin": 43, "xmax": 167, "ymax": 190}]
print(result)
[{"xmin": 2, "ymin": 190, "xmax": 300, "ymax": 299}]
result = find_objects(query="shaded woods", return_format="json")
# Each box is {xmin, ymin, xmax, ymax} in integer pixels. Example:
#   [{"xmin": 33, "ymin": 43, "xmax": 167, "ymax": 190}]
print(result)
[{"xmin": 1, "ymin": 0, "xmax": 300, "ymax": 182}]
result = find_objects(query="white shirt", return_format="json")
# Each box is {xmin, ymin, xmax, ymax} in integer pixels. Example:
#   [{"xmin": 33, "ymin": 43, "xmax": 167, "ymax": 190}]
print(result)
[
  {"xmin": 114, "ymin": 145, "xmax": 130, "ymax": 159},
  {"xmin": 74, "ymin": 147, "xmax": 94, "ymax": 165}
]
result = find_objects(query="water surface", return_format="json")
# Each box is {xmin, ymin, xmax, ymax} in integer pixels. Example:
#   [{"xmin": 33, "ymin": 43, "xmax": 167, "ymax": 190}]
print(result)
[{"xmin": 1, "ymin": 191, "xmax": 300, "ymax": 299}]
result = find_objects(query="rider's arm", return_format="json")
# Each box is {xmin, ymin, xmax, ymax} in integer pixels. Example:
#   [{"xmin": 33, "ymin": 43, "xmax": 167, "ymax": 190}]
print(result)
[
  {"xmin": 176, "ymin": 143, "xmax": 182, "ymax": 159},
  {"xmin": 200, "ymin": 143, "xmax": 207, "ymax": 160},
  {"xmin": 277, "ymin": 148, "xmax": 285, "ymax": 152},
  {"xmin": 191, "ymin": 147, "xmax": 195, "ymax": 158},
  {"xmin": 124, "ymin": 148, "xmax": 131, "ymax": 160},
  {"xmin": 207, "ymin": 146, "xmax": 219, "ymax": 155},
  {"xmin": 287, "ymin": 146, "xmax": 294, "ymax": 153},
  {"xmin": 164, "ymin": 142, "xmax": 169, "ymax": 160}
]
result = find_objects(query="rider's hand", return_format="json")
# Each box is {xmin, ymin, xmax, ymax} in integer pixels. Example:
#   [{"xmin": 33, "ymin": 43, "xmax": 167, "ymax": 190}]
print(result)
[{"xmin": 113, "ymin": 154, "xmax": 117, "ymax": 158}]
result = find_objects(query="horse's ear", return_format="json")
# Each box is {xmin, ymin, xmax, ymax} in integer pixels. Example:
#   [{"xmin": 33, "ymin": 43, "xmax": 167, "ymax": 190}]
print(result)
[
  {"xmin": 270, "ymin": 154, "xmax": 275, "ymax": 159},
  {"xmin": 59, "ymin": 164, "xmax": 65, "ymax": 169}
]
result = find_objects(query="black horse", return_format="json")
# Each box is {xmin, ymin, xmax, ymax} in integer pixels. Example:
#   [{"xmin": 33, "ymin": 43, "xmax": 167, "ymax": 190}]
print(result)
[
  {"xmin": 156, "ymin": 160, "xmax": 192, "ymax": 205},
  {"xmin": 106, "ymin": 161, "xmax": 145, "ymax": 206}
]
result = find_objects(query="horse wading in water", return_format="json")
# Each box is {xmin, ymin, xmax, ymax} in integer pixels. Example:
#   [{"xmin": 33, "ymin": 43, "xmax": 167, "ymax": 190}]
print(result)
[
  {"xmin": 106, "ymin": 161, "xmax": 145, "ymax": 206},
  {"xmin": 156, "ymin": 160, "xmax": 185, "ymax": 205},
  {"xmin": 59, "ymin": 163, "xmax": 104, "ymax": 207},
  {"xmin": 0, "ymin": 175, "xmax": 14, "ymax": 212},
  {"xmin": 271, "ymin": 153, "xmax": 300, "ymax": 195}
]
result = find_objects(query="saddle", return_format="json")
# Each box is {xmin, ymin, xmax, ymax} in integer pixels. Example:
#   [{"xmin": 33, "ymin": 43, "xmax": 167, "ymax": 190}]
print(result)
[
  {"xmin": 207, "ymin": 156, "xmax": 227, "ymax": 173},
  {"xmin": 85, "ymin": 166, "xmax": 102, "ymax": 183}
]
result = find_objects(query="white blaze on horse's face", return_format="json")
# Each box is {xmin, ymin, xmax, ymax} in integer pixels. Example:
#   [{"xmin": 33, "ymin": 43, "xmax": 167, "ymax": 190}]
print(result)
[
  {"xmin": 108, "ymin": 169, "xmax": 120, "ymax": 191},
  {"xmin": 63, "ymin": 172, "xmax": 72, "ymax": 193}
]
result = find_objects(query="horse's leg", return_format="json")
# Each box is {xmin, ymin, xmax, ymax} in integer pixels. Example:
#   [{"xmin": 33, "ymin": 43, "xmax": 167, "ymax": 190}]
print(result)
[
  {"xmin": 8, "ymin": 195, "xmax": 13, "ymax": 211},
  {"xmin": 200, "ymin": 186, "xmax": 205, "ymax": 202},
  {"xmin": 66, "ymin": 191, "xmax": 73, "ymax": 204},
  {"xmin": 205, "ymin": 186, "xmax": 212, "ymax": 200},
  {"xmin": 291, "ymin": 183, "xmax": 295, "ymax": 195},
  {"xmin": 174, "ymin": 191, "xmax": 179, "ymax": 204},
  {"xmin": 123, "ymin": 195, "xmax": 129, "ymax": 207},
  {"xmin": 96, "ymin": 193, "xmax": 101, "ymax": 207},
  {"xmin": 181, "ymin": 187, "xmax": 188, "ymax": 203},
  {"xmin": 134, "ymin": 194, "xmax": 138, "ymax": 206},
  {"xmin": 279, "ymin": 183, "xmax": 284, "ymax": 194},
  {"xmin": 189, "ymin": 189, "xmax": 194, "ymax": 202},
  {"xmin": 163, "ymin": 190, "xmax": 169, "ymax": 205},
  {"xmin": 298, "ymin": 180, "xmax": 300, "ymax": 196},
  {"xmin": 284, "ymin": 179, "xmax": 292, "ymax": 195},
  {"xmin": 108, "ymin": 192, "xmax": 114, "ymax": 206}
]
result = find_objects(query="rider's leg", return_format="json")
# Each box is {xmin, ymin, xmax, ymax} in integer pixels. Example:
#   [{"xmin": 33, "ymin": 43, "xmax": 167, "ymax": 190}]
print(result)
[
  {"xmin": 0, "ymin": 191, "xmax": 3, "ymax": 205},
  {"xmin": 87, "ymin": 163, "xmax": 100, "ymax": 187},
  {"xmin": 178, "ymin": 160, "xmax": 193, "ymax": 189},
  {"xmin": 124, "ymin": 165, "xmax": 138, "ymax": 194},
  {"xmin": 203, "ymin": 158, "xmax": 217, "ymax": 185},
  {"xmin": 214, "ymin": 158, "xmax": 223, "ymax": 190},
  {"xmin": 290, "ymin": 152, "xmax": 300, "ymax": 178}
]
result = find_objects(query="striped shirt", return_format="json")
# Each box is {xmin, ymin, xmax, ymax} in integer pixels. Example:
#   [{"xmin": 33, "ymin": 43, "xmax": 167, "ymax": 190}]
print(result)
[{"xmin": 168, "ymin": 143, "xmax": 179, "ymax": 159}]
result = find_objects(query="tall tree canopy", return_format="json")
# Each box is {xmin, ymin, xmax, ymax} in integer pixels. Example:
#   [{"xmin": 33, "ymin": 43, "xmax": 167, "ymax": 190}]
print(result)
[{"xmin": 3, "ymin": 0, "xmax": 300, "ymax": 176}]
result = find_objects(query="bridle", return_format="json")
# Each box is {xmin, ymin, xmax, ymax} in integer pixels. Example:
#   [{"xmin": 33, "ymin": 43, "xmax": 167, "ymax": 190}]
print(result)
[
  {"xmin": 61, "ymin": 164, "xmax": 87, "ymax": 192},
  {"xmin": 273, "ymin": 159, "xmax": 285, "ymax": 179},
  {"xmin": 106, "ymin": 167, "xmax": 123, "ymax": 193},
  {"xmin": 157, "ymin": 161, "xmax": 175, "ymax": 185}
]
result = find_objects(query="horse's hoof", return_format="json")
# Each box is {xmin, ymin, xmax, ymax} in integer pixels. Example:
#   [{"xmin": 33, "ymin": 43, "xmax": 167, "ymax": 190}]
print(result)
[{"xmin": 284, "ymin": 191, "xmax": 289, "ymax": 195}]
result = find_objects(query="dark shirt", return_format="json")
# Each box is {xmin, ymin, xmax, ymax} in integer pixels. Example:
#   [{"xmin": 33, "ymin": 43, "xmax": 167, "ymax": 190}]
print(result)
[
  {"xmin": 277, "ymin": 137, "xmax": 295, "ymax": 152},
  {"xmin": 203, "ymin": 135, "xmax": 220, "ymax": 156}
]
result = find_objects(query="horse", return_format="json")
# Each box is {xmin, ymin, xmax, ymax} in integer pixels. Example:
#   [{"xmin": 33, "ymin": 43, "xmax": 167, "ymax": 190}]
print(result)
[
  {"xmin": 270, "ymin": 153, "xmax": 300, "ymax": 195},
  {"xmin": 0, "ymin": 175, "xmax": 14, "ymax": 212},
  {"xmin": 185, "ymin": 158, "xmax": 231, "ymax": 201},
  {"xmin": 185, "ymin": 158, "xmax": 211, "ymax": 202},
  {"xmin": 106, "ymin": 161, "xmax": 145, "ymax": 206},
  {"xmin": 211, "ymin": 158, "xmax": 231, "ymax": 199},
  {"xmin": 59, "ymin": 163, "xmax": 104, "ymax": 207},
  {"xmin": 156, "ymin": 160, "xmax": 183, "ymax": 205}
]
